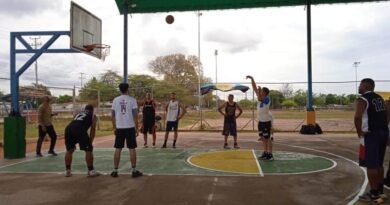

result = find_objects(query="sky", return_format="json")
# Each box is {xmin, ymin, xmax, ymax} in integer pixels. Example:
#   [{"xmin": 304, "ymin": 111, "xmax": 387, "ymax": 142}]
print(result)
[{"xmin": 0, "ymin": 0, "xmax": 389, "ymax": 99}]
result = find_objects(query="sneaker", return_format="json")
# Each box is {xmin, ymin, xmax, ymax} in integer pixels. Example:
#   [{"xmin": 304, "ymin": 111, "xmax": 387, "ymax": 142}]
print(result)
[
  {"xmin": 132, "ymin": 170, "xmax": 143, "ymax": 178},
  {"xmin": 161, "ymin": 144, "xmax": 167, "ymax": 148},
  {"xmin": 152, "ymin": 144, "xmax": 156, "ymax": 148},
  {"xmin": 143, "ymin": 144, "xmax": 149, "ymax": 148},
  {"xmin": 266, "ymin": 153, "xmax": 274, "ymax": 161},
  {"xmin": 65, "ymin": 170, "xmax": 72, "ymax": 177},
  {"xmin": 223, "ymin": 143, "xmax": 230, "ymax": 149},
  {"xmin": 359, "ymin": 192, "xmax": 384, "ymax": 203},
  {"xmin": 88, "ymin": 170, "xmax": 101, "ymax": 177},
  {"xmin": 48, "ymin": 151, "xmax": 58, "ymax": 156},
  {"xmin": 110, "ymin": 171, "xmax": 118, "ymax": 178},
  {"xmin": 233, "ymin": 144, "xmax": 240, "ymax": 149},
  {"xmin": 172, "ymin": 145, "xmax": 176, "ymax": 149},
  {"xmin": 36, "ymin": 153, "xmax": 43, "ymax": 157},
  {"xmin": 258, "ymin": 152, "xmax": 267, "ymax": 160},
  {"xmin": 380, "ymin": 193, "xmax": 387, "ymax": 200},
  {"xmin": 384, "ymin": 178, "xmax": 390, "ymax": 190}
]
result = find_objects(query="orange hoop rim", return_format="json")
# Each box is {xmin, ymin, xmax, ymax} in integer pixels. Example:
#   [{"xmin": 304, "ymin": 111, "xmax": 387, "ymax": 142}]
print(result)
[{"xmin": 83, "ymin": 44, "xmax": 111, "ymax": 52}]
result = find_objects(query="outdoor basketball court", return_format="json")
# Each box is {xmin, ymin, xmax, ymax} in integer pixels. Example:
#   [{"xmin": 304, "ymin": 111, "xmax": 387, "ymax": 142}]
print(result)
[{"xmin": 0, "ymin": 132, "xmax": 385, "ymax": 205}]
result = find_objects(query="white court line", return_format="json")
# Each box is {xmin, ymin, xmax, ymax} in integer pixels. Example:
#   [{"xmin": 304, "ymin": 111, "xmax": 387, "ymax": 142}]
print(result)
[
  {"xmin": 275, "ymin": 142, "xmax": 367, "ymax": 205},
  {"xmin": 207, "ymin": 177, "xmax": 218, "ymax": 205},
  {"xmin": 0, "ymin": 137, "xmax": 114, "ymax": 170},
  {"xmin": 252, "ymin": 149, "xmax": 264, "ymax": 177}
]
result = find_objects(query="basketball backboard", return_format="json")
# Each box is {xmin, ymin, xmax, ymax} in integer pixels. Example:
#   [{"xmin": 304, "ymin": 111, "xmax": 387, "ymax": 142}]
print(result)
[{"xmin": 70, "ymin": 2, "xmax": 102, "ymax": 59}]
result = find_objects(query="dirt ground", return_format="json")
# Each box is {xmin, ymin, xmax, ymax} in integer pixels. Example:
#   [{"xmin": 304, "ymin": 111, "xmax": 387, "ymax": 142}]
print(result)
[{"xmin": 0, "ymin": 132, "xmax": 389, "ymax": 205}]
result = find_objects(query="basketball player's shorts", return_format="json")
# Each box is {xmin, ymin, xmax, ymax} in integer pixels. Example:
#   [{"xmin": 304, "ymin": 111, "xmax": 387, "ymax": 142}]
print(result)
[
  {"xmin": 222, "ymin": 119, "xmax": 237, "ymax": 137},
  {"xmin": 166, "ymin": 120, "xmax": 179, "ymax": 132},
  {"xmin": 258, "ymin": 121, "xmax": 272, "ymax": 139},
  {"xmin": 114, "ymin": 128, "xmax": 137, "ymax": 149},
  {"xmin": 65, "ymin": 125, "xmax": 93, "ymax": 152},
  {"xmin": 359, "ymin": 130, "xmax": 388, "ymax": 168},
  {"xmin": 142, "ymin": 119, "xmax": 155, "ymax": 134}
]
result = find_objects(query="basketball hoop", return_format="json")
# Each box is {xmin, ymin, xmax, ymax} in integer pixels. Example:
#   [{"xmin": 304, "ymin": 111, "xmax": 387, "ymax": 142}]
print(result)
[{"xmin": 83, "ymin": 44, "xmax": 111, "ymax": 61}]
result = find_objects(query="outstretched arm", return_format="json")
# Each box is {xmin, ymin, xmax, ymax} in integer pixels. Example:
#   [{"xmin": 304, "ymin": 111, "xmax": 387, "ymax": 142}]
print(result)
[{"xmin": 246, "ymin": 75, "xmax": 263, "ymax": 101}]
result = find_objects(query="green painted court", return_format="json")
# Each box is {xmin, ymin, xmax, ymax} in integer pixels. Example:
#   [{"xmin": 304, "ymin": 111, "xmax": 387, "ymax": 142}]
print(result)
[{"xmin": 0, "ymin": 148, "xmax": 335, "ymax": 176}]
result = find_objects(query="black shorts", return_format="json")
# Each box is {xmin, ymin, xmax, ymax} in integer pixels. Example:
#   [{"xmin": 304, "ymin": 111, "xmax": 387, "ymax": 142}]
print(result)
[
  {"xmin": 142, "ymin": 119, "xmax": 155, "ymax": 134},
  {"xmin": 114, "ymin": 128, "xmax": 137, "ymax": 149},
  {"xmin": 166, "ymin": 121, "xmax": 178, "ymax": 132},
  {"xmin": 222, "ymin": 120, "xmax": 237, "ymax": 137},
  {"xmin": 359, "ymin": 130, "xmax": 388, "ymax": 168},
  {"xmin": 64, "ymin": 125, "xmax": 93, "ymax": 152},
  {"xmin": 258, "ymin": 121, "xmax": 272, "ymax": 139}
]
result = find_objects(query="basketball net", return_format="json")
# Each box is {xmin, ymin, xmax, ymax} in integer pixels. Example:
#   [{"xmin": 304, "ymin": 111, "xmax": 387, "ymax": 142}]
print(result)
[{"xmin": 83, "ymin": 44, "xmax": 111, "ymax": 61}]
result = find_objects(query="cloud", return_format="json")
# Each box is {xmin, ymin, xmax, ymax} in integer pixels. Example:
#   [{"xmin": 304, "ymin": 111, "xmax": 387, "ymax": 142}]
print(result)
[
  {"xmin": 0, "ymin": 0, "xmax": 60, "ymax": 17},
  {"xmin": 204, "ymin": 29, "xmax": 262, "ymax": 53}
]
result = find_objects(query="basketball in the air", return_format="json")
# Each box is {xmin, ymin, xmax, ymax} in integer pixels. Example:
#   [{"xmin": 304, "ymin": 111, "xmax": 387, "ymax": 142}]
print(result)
[{"xmin": 166, "ymin": 15, "xmax": 174, "ymax": 24}]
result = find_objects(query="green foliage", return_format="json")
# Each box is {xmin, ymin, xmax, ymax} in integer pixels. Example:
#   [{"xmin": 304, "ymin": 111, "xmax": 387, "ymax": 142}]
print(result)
[
  {"xmin": 269, "ymin": 90, "xmax": 285, "ymax": 109},
  {"xmin": 238, "ymin": 99, "xmax": 255, "ymax": 109},
  {"xmin": 57, "ymin": 95, "xmax": 73, "ymax": 103},
  {"xmin": 281, "ymin": 99, "xmax": 297, "ymax": 108},
  {"xmin": 293, "ymin": 89, "xmax": 307, "ymax": 106}
]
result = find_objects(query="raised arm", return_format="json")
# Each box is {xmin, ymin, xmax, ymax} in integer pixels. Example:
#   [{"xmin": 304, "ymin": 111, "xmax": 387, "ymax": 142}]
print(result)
[{"xmin": 246, "ymin": 75, "xmax": 262, "ymax": 101}]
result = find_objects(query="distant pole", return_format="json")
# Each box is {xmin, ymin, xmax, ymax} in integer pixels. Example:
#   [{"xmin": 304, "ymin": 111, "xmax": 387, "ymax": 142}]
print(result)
[
  {"xmin": 79, "ymin": 72, "xmax": 85, "ymax": 88},
  {"xmin": 197, "ymin": 11, "xmax": 203, "ymax": 128},
  {"xmin": 215, "ymin": 49, "xmax": 218, "ymax": 109},
  {"xmin": 30, "ymin": 37, "xmax": 41, "ymax": 87},
  {"xmin": 353, "ymin": 62, "xmax": 360, "ymax": 95}
]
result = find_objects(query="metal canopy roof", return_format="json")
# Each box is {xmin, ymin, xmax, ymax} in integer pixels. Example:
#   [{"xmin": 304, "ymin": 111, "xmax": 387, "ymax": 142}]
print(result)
[{"xmin": 114, "ymin": 0, "xmax": 386, "ymax": 14}]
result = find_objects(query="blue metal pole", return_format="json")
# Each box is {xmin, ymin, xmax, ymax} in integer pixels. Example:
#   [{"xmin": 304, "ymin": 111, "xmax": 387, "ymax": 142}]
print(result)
[
  {"xmin": 10, "ymin": 33, "xmax": 19, "ymax": 115},
  {"xmin": 123, "ymin": 5, "xmax": 128, "ymax": 83},
  {"xmin": 306, "ymin": 0, "xmax": 313, "ymax": 112}
]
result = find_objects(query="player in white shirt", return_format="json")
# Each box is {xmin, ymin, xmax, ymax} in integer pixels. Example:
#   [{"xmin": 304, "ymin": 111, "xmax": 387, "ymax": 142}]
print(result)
[
  {"xmin": 110, "ymin": 83, "xmax": 142, "ymax": 178},
  {"xmin": 162, "ymin": 92, "xmax": 186, "ymax": 148}
]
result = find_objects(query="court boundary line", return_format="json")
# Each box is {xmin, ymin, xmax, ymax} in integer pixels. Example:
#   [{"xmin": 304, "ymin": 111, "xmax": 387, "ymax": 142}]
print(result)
[
  {"xmin": 275, "ymin": 142, "xmax": 367, "ymax": 205},
  {"xmin": 252, "ymin": 149, "xmax": 264, "ymax": 176}
]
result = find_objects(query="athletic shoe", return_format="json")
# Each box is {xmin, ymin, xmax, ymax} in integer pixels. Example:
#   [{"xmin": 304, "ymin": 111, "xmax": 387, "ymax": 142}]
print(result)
[
  {"xmin": 132, "ymin": 170, "xmax": 143, "ymax": 178},
  {"xmin": 110, "ymin": 171, "xmax": 118, "ymax": 178},
  {"xmin": 88, "ymin": 170, "xmax": 101, "ymax": 177},
  {"xmin": 233, "ymin": 144, "xmax": 240, "ymax": 149},
  {"xmin": 65, "ymin": 170, "xmax": 72, "ymax": 177},
  {"xmin": 36, "ymin": 153, "xmax": 43, "ymax": 157},
  {"xmin": 384, "ymin": 178, "xmax": 390, "ymax": 190},
  {"xmin": 223, "ymin": 143, "xmax": 230, "ymax": 149},
  {"xmin": 161, "ymin": 144, "xmax": 167, "ymax": 148},
  {"xmin": 359, "ymin": 192, "xmax": 384, "ymax": 203},
  {"xmin": 265, "ymin": 153, "xmax": 274, "ymax": 161},
  {"xmin": 172, "ymin": 145, "xmax": 176, "ymax": 149},
  {"xmin": 152, "ymin": 144, "xmax": 156, "ymax": 148},
  {"xmin": 143, "ymin": 144, "xmax": 149, "ymax": 148},
  {"xmin": 48, "ymin": 151, "xmax": 58, "ymax": 156},
  {"xmin": 379, "ymin": 193, "xmax": 387, "ymax": 200},
  {"xmin": 258, "ymin": 152, "xmax": 267, "ymax": 160}
]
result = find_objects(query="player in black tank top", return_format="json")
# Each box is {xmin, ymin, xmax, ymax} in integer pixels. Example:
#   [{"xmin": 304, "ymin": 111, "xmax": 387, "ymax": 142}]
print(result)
[
  {"xmin": 141, "ymin": 93, "xmax": 157, "ymax": 148},
  {"xmin": 64, "ymin": 104, "xmax": 100, "ymax": 177},
  {"xmin": 355, "ymin": 78, "xmax": 389, "ymax": 202},
  {"xmin": 218, "ymin": 94, "xmax": 243, "ymax": 149}
]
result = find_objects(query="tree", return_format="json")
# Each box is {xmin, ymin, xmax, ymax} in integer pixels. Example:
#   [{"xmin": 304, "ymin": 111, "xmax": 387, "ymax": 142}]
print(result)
[
  {"xmin": 313, "ymin": 94, "xmax": 326, "ymax": 106},
  {"xmin": 79, "ymin": 77, "xmax": 118, "ymax": 103},
  {"xmin": 269, "ymin": 90, "xmax": 285, "ymax": 109},
  {"xmin": 347, "ymin": 94, "xmax": 357, "ymax": 104},
  {"xmin": 57, "ymin": 95, "xmax": 73, "ymax": 103},
  {"xmin": 149, "ymin": 54, "xmax": 201, "ymax": 94},
  {"xmin": 325, "ymin": 94, "xmax": 338, "ymax": 105},
  {"xmin": 281, "ymin": 100, "xmax": 297, "ymax": 108},
  {"xmin": 293, "ymin": 89, "xmax": 307, "ymax": 106},
  {"xmin": 127, "ymin": 74, "xmax": 159, "ymax": 100},
  {"xmin": 100, "ymin": 70, "xmax": 122, "ymax": 86},
  {"xmin": 279, "ymin": 83, "xmax": 293, "ymax": 98},
  {"xmin": 238, "ymin": 99, "xmax": 255, "ymax": 109}
]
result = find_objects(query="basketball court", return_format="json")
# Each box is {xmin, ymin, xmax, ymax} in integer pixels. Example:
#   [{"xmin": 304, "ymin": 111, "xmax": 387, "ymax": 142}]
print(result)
[{"xmin": 0, "ymin": 132, "xmax": 385, "ymax": 205}]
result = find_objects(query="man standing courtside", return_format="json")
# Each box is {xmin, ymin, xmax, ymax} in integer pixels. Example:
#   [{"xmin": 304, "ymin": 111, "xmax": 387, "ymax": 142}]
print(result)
[
  {"xmin": 36, "ymin": 96, "xmax": 58, "ymax": 157},
  {"xmin": 140, "ymin": 93, "xmax": 157, "ymax": 148},
  {"xmin": 162, "ymin": 92, "xmax": 186, "ymax": 148},
  {"xmin": 110, "ymin": 83, "xmax": 143, "ymax": 178}
]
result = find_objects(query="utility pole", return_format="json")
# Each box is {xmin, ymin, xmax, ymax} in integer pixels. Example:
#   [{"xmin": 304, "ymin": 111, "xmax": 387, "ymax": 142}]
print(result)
[
  {"xmin": 215, "ymin": 49, "xmax": 218, "ymax": 109},
  {"xmin": 353, "ymin": 62, "xmax": 360, "ymax": 95},
  {"xmin": 79, "ymin": 72, "xmax": 85, "ymax": 88},
  {"xmin": 30, "ymin": 37, "xmax": 41, "ymax": 87},
  {"xmin": 197, "ymin": 11, "xmax": 203, "ymax": 128}
]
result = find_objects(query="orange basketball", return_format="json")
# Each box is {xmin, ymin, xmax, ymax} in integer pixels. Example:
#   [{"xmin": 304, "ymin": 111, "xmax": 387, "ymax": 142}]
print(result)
[{"xmin": 166, "ymin": 15, "xmax": 174, "ymax": 24}]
